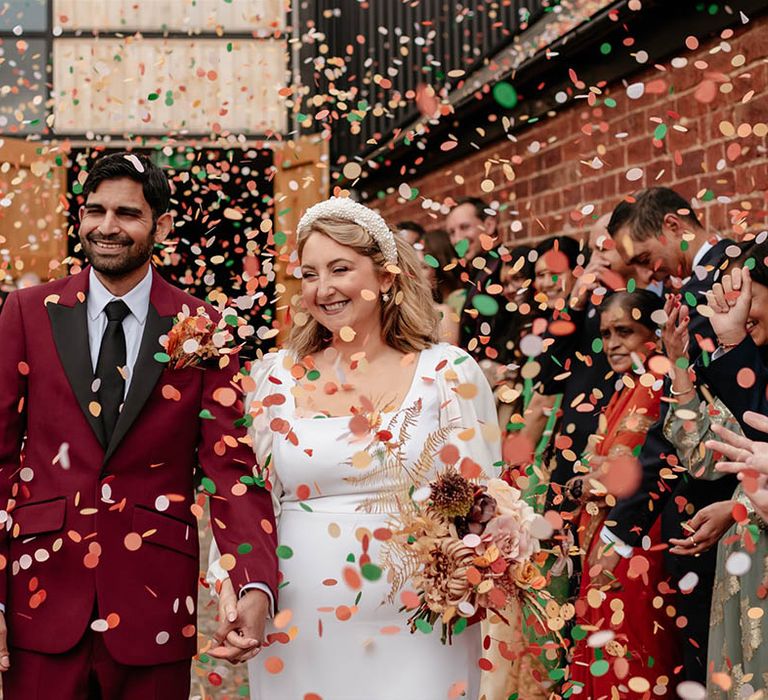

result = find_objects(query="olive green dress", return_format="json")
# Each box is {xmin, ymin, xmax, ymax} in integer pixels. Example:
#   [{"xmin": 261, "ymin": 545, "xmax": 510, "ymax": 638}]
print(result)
[{"xmin": 664, "ymin": 392, "xmax": 768, "ymax": 699}]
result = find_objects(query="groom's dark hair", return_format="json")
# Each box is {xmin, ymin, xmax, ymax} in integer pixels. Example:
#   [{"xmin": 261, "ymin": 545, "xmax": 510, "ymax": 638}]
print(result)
[{"xmin": 82, "ymin": 152, "xmax": 171, "ymax": 220}]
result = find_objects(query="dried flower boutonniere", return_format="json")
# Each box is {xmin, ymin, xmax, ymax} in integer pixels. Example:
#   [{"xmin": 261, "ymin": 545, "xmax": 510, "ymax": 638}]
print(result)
[{"xmin": 156, "ymin": 305, "xmax": 242, "ymax": 369}]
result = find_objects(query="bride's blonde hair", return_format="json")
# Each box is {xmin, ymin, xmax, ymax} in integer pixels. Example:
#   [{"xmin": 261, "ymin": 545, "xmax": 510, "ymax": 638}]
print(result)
[{"xmin": 286, "ymin": 216, "xmax": 440, "ymax": 357}]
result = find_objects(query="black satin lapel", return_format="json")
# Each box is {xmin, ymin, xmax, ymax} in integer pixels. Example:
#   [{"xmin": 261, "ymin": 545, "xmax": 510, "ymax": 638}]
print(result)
[
  {"xmin": 47, "ymin": 301, "xmax": 106, "ymax": 448},
  {"xmin": 103, "ymin": 306, "xmax": 173, "ymax": 464}
]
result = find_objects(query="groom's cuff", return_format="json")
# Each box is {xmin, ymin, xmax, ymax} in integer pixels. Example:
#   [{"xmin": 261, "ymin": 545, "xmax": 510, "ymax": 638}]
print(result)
[{"xmin": 240, "ymin": 583, "xmax": 274, "ymax": 617}]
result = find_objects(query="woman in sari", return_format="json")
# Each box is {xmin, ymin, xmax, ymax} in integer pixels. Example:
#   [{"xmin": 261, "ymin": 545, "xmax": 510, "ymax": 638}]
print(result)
[{"xmin": 566, "ymin": 290, "xmax": 681, "ymax": 697}]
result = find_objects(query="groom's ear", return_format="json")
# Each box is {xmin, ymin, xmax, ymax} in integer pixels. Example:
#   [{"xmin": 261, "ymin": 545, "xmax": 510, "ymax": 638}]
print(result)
[{"xmin": 154, "ymin": 211, "xmax": 173, "ymax": 243}]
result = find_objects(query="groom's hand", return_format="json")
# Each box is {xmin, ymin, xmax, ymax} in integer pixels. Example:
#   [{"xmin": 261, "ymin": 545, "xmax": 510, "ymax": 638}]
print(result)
[
  {"xmin": 0, "ymin": 611, "xmax": 10, "ymax": 671},
  {"xmin": 209, "ymin": 579, "xmax": 268, "ymax": 663}
]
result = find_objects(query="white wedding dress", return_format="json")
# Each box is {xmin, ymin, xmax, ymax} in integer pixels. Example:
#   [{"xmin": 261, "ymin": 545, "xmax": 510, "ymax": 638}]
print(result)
[{"xmin": 209, "ymin": 343, "xmax": 501, "ymax": 700}]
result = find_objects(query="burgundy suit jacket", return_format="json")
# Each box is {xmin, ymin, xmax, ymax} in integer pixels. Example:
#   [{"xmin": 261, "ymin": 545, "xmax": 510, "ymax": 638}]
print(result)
[{"xmin": 0, "ymin": 267, "xmax": 277, "ymax": 665}]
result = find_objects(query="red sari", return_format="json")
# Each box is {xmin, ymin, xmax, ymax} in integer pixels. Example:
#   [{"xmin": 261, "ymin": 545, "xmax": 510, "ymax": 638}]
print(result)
[{"xmin": 568, "ymin": 373, "xmax": 680, "ymax": 698}]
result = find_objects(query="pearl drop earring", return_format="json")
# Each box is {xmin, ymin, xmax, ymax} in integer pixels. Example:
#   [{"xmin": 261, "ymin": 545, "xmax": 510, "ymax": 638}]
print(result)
[{"xmin": 382, "ymin": 292, "xmax": 391, "ymax": 302}]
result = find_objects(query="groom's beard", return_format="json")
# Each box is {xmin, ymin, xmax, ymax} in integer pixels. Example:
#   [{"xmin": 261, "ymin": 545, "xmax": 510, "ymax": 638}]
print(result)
[{"xmin": 80, "ymin": 224, "xmax": 156, "ymax": 278}]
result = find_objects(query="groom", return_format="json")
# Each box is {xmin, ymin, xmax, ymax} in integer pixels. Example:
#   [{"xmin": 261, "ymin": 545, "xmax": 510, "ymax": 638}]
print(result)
[{"xmin": 0, "ymin": 152, "xmax": 277, "ymax": 697}]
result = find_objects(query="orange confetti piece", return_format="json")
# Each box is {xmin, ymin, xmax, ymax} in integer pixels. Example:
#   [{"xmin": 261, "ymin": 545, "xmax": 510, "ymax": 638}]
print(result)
[
  {"xmin": 161, "ymin": 384, "xmax": 181, "ymax": 401},
  {"xmin": 264, "ymin": 656, "xmax": 284, "ymax": 674},
  {"xmin": 342, "ymin": 567, "xmax": 362, "ymax": 590}
]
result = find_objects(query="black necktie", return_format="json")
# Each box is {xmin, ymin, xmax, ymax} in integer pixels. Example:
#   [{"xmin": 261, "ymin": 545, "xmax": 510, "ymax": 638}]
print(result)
[{"xmin": 96, "ymin": 300, "xmax": 130, "ymax": 444}]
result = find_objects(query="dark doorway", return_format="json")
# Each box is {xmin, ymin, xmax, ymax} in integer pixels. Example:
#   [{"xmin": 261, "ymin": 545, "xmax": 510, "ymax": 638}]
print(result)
[{"xmin": 66, "ymin": 146, "xmax": 276, "ymax": 360}]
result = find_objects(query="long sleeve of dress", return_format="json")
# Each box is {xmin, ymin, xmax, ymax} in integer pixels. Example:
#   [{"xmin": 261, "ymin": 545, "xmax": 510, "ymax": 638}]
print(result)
[
  {"xmin": 207, "ymin": 351, "xmax": 285, "ymax": 588},
  {"xmin": 662, "ymin": 392, "xmax": 741, "ymax": 482},
  {"xmin": 434, "ymin": 344, "xmax": 502, "ymax": 474}
]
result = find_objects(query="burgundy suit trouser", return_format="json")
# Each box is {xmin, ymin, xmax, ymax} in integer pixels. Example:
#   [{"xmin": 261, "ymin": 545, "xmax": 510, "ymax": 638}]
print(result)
[{"xmin": 2, "ymin": 628, "xmax": 191, "ymax": 700}]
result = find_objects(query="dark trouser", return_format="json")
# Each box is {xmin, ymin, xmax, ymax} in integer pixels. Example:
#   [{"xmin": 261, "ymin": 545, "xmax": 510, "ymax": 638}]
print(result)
[
  {"xmin": 665, "ymin": 547, "xmax": 716, "ymax": 685},
  {"xmin": 2, "ymin": 627, "xmax": 191, "ymax": 700}
]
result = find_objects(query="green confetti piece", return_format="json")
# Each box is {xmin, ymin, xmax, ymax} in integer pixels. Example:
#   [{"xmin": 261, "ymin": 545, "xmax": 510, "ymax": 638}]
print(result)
[
  {"xmin": 227, "ymin": 42, "xmax": 233, "ymax": 52},
  {"xmin": 198, "ymin": 653, "xmax": 210, "ymax": 663},
  {"xmin": 274, "ymin": 231, "xmax": 287, "ymax": 246},
  {"xmin": 675, "ymin": 357, "xmax": 690, "ymax": 369},
  {"xmin": 452, "ymin": 617, "xmax": 468, "ymax": 635},
  {"xmin": 299, "ymin": 502, "xmax": 313, "ymax": 512},
  {"xmin": 604, "ymin": 98, "xmax": 617, "ymax": 108},
  {"xmin": 199, "ymin": 409, "xmax": 214, "ymax": 420},
  {"xmin": 147, "ymin": 92, "xmax": 159, "ymax": 101},
  {"xmin": 492, "ymin": 81, "xmax": 518, "ymax": 108},
  {"xmin": 201, "ymin": 477, "xmax": 216, "ymax": 494},
  {"xmin": 424, "ymin": 254, "xmax": 440, "ymax": 268},
  {"xmin": 414, "ymin": 618, "xmax": 433, "ymax": 634},
  {"xmin": 73, "ymin": 182, "xmax": 83, "ymax": 194},
  {"xmin": 471, "ymin": 294, "xmax": 500, "ymax": 317},
  {"xmin": 684, "ymin": 291, "xmax": 697, "ymax": 306},
  {"xmin": 654, "ymin": 124, "xmax": 668, "ymax": 140},
  {"xmin": 154, "ymin": 352, "xmax": 170, "ymax": 363},
  {"xmin": 237, "ymin": 543, "xmax": 253, "ymax": 555},
  {"xmin": 600, "ymin": 42, "xmax": 612, "ymax": 55},
  {"xmin": 306, "ymin": 369, "xmax": 321, "ymax": 381},
  {"xmin": 590, "ymin": 659, "xmax": 610, "ymax": 677},
  {"xmin": 571, "ymin": 625, "xmax": 588, "ymax": 641},
  {"xmin": 454, "ymin": 239, "xmax": 470, "ymax": 258},
  {"xmin": 276, "ymin": 545, "xmax": 293, "ymax": 559},
  {"xmin": 745, "ymin": 256, "xmax": 756, "ymax": 270},
  {"xmin": 453, "ymin": 354, "xmax": 470, "ymax": 365},
  {"xmin": 346, "ymin": 553, "xmax": 356, "ymax": 563},
  {"xmin": 627, "ymin": 278, "xmax": 637, "ymax": 293},
  {"xmin": 361, "ymin": 563, "xmax": 382, "ymax": 581},
  {"xmin": 591, "ymin": 338, "xmax": 603, "ymax": 353}
]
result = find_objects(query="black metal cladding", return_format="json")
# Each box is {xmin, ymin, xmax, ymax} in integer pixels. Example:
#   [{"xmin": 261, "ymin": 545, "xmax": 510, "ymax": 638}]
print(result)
[{"xmin": 301, "ymin": 0, "xmax": 548, "ymax": 166}]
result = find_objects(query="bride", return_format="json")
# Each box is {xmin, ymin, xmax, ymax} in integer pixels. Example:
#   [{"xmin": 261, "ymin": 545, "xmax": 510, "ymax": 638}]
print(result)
[{"xmin": 208, "ymin": 197, "xmax": 500, "ymax": 699}]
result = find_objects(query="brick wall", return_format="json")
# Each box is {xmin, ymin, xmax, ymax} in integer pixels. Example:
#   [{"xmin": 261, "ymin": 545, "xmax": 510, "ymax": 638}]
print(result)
[{"xmin": 371, "ymin": 14, "xmax": 768, "ymax": 244}]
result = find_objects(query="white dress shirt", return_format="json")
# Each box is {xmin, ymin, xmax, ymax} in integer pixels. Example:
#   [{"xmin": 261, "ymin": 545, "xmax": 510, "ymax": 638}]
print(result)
[{"xmin": 87, "ymin": 266, "xmax": 152, "ymax": 396}]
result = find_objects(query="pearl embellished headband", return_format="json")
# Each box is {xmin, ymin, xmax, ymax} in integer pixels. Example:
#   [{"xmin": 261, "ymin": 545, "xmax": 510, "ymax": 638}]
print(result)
[{"xmin": 297, "ymin": 196, "xmax": 398, "ymax": 264}]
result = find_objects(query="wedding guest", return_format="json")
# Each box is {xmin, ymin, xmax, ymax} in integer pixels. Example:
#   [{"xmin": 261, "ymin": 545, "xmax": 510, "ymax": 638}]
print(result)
[
  {"xmin": 597, "ymin": 187, "xmax": 737, "ymax": 682},
  {"xmin": 415, "ymin": 228, "xmax": 463, "ymax": 344},
  {"xmin": 208, "ymin": 197, "xmax": 501, "ymax": 700},
  {"xmin": 445, "ymin": 196, "xmax": 509, "ymax": 361},
  {"xmin": 540, "ymin": 215, "xmax": 641, "ymax": 507},
  {"xmin": 493, "ymin": 245, "xmax": 535, "ymax": 431},
  {"xmin": 566, "ymin": 290, "xmax": 680, "ymax": 696},
  {"xmin": 484, "ymin": 236, "xmax": 580, "ymax": 700},
  {"xmin": 661, "ymin": 247, "xmax": 768, "ymax": 698},
  {"xmin": 396, "ymin": 220, "xmax": 425, "ymax": 246}
]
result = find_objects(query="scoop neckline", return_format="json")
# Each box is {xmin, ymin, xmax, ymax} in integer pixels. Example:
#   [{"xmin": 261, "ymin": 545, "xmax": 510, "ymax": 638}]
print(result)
[{"xmin": 283, "ymin": 346, "xmax": 431, "ymax": 421}]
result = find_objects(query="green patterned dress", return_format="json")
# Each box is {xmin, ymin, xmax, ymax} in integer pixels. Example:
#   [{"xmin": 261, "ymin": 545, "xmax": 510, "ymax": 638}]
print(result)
[{"xmin": 664, "ymin": 393, "xmax": 768, "ymax": 699}]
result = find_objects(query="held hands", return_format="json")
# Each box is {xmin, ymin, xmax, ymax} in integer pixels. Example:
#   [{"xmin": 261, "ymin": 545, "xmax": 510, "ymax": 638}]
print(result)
[
  {"xmin": 209, "ymin": 578, "xmax": 269, "ymax": 664},
  {"xmin": 704, "ymin": 266, "xmax": 752, "ymax": 348},
  {"xmin": 570, "ymin": 258, "xmax": 609, "ymax": 311},
  {"xmin": 668, "ymin": 500, "xmax": 735, "ymax": 556}
]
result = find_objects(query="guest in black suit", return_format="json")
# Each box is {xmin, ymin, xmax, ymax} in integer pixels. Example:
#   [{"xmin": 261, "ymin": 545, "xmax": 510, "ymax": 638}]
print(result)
[
  {"xmin": 445, "ymin": 197, "xmax": 510, "ymax": 361},
  {"xmin": 539, "ymin": 214, "xmax": 656, "ymax": 501},
  {"xmin": 592, "ymin": 187, "xmax": 739, "ymax": 683}
]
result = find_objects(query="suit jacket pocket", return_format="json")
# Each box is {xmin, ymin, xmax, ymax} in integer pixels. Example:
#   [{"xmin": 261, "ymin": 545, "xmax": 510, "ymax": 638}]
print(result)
[
  {"xmin": 132, "ymin": 505, "xmax": 198, "ymax": 558},
  {"xmin": 13, "ymin": 497, "xmax": 66, "ymax": 537}
]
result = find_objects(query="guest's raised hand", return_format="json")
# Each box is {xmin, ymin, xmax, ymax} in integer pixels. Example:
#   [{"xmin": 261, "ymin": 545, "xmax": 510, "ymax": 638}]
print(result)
[
  {"xmin": 661, "ymin": 294, "xmax": 689, "ymax": 363},
  {"xmin": 669, "ymin": 500, "xmax": 735, "ymax": 556},
  {"xmin": 209, "ymin": 577, "xmax": 262, "ymax": 663},
  {"xmin": 708, "ymin": 412, "xmax": 768, "ymax": 477},
  {"xmin": 705, "ymin": 266, "xmax": 752, "ymax": 348},
  {"xmin": 570, "ymin": 258, "xmax": 608, "ymax": 311}
]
